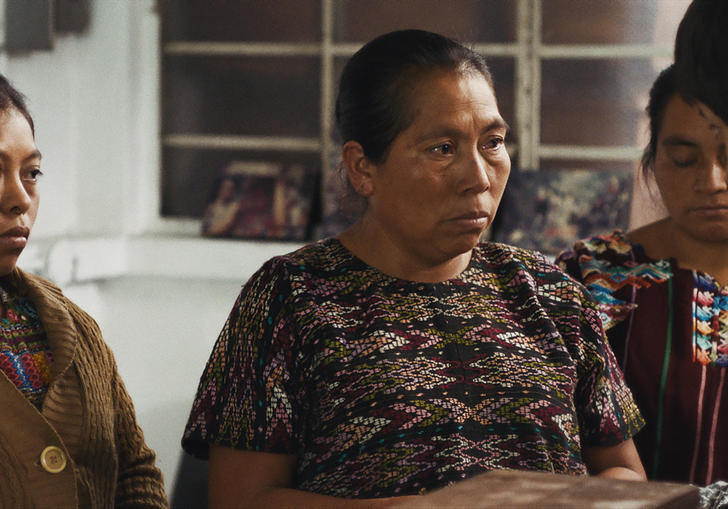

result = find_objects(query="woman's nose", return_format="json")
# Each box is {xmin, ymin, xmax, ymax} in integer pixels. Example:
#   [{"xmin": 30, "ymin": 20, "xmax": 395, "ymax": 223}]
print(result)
[
  {"xmin": 1, "ymin": 174, "xmax": 32, "ymax": 216},
  {"xmin": 461, "ymin": 149, "xmax": 491, "ymax": 193},
  {"xmin": 694, "ymin": 157, "xmax": 728, "ymax": 193}
]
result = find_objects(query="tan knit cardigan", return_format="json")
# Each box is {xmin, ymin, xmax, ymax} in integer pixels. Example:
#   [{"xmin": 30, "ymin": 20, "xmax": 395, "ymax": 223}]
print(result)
[{"xmin": 0, "ymin": 269, "xmax": 168, "ymax": 508}]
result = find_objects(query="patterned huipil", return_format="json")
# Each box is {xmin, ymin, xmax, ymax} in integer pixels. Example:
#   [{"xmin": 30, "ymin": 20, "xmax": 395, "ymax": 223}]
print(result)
[
  {"xmin": 183, "ymin": 239, "xmax": 643, "ymax": 498},
  {"xmin": 0, "ymin": 283, "xmax": 53, "ymax": 409},
  {"xmin": 557, "ymin": 231, "xmax": 728, "ymax": 485}
]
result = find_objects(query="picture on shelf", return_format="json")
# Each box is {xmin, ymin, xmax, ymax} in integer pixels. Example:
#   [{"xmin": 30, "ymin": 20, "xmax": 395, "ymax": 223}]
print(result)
[
  {"xmin": 494, "ymin": 168, "xmax": 633, "ymax": 255},
  {"xmin": 201, "ymin": 160, "xmax": 317, "ymax": 241}
]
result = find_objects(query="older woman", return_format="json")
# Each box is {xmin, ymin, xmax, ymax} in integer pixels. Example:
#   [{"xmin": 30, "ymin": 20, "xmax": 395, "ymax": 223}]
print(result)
[
  {"xmin": 0, "ymin": 76, "xmax": 168, "ymax": 507},
  {"xmin": 183, "ymin": 30, "xmax": 645, "ymax": 507}
]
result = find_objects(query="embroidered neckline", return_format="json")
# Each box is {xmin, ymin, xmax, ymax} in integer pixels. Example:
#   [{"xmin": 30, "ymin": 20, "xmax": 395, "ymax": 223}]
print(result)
[
  {"xmin": 576, "ymin": 231, "xmax": 728, "ymax": 367},
  {"xmin": 692, "ymin": 271, "xmax": 728, "ymax": 367}
]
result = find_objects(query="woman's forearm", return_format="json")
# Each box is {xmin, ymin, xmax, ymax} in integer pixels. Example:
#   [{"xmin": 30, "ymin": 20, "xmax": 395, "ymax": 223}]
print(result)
[{"xmin": 593, "ymin": 466, "xmax": 646, "ymax": 481}]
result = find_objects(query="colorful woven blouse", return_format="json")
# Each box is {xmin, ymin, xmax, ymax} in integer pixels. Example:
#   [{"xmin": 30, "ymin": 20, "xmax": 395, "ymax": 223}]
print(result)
[
  {"xmin": 0, "ymin": 283, "xmax": 53, "ymax": 409},
  {"xmin": 557, "ymin": 231, "xmax": 728, "ymax": 485},
  {"xmin": 183, "ymin": 238, "xmax": 643, "ymax": 498}
]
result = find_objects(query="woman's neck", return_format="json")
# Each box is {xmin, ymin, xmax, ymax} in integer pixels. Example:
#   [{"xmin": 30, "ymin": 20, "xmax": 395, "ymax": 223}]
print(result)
[
  {"xmin": 337, "ymin": 220, "xmax": 472, "ymax": 283},
  {"xmin": 630, "ymin": 218, "xmax": 728, "ymax": 285}
]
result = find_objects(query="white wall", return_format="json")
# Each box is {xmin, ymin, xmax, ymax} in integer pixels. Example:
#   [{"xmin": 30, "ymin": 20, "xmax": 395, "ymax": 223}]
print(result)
[
  {"xmin": 78, "ymin": 276, "xmax": 242, "ymax": 496},
  {"xmin": 1, "ymin": 1, "xmax": 245, "ymax": 497},
  {"xmin": 59, "ymin": 278, "xmax": 243, "ymax": 499}
]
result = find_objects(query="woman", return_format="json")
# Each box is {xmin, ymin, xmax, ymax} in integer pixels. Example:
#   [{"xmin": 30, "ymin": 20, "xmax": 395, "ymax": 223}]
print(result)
[
  {"xmin": 678, "ymin": 5, "xmax": 728, "ymax": 507},
  {"xmin": 183, "ymin": 30, "xmax": 645, "ymax": 507},
  {"xmin": 0, "ymin": 76, "xmax": 168, "ymax": 507},
  {"xmin": 556, "ymin": 64, "xmax": 727, "ymax": 486}
]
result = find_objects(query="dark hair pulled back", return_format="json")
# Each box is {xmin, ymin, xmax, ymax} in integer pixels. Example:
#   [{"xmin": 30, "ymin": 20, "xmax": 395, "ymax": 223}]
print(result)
[
  {"xmin": 640, "ymin": 65, "xmax": 678, "ymax": 179},
  {"xmin": 674, "ymin": 0, "xmax": 728, "ymax": 124},
  {"xmin": 0, "ymin": 74, "xmax": 34, "ymax": 136},
  {"xmin": 335, "ymin": 29, "xmax": 492, "ymax": 164}
]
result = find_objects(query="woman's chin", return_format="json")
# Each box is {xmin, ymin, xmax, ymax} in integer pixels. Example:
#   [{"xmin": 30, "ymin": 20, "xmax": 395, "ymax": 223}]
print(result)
[
  {"xmin": 685, "ymin": 223, "xmax": 728, "ymax": 245},
  {"xmin": 0, "ymin": 254, "xmax": 20, "ymax": 277},
  {"xmin": 441, "ymin": 235, "xmax": 483, "ymax": 260},
  {"xmin": 456, "ymin": 230, "xmax": 487, "ymax": 249}
]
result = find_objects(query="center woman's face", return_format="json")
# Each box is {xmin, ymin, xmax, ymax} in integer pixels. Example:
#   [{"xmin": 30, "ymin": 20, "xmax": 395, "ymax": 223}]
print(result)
[
  {"xmin": 654, "ymin": 95, "xmax": 728, "ymax": 243},
  {"xmin": 366, "ymin": 70, "xmax": 510, "ymax": 265}
]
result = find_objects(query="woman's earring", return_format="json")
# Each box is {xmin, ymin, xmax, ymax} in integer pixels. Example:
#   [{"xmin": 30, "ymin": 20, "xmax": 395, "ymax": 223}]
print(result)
[{"xmin": 357, "ymin": 181, "xmax": 373, "ymax": 196}]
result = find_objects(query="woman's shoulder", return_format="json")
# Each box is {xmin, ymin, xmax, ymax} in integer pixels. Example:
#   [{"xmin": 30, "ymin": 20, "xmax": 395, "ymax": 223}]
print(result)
[
  {"xmin": 560, "ymin": 230, "xmax": 636, "ymax": 262},
  {"xmin": 477, "ymin": 240, "xmax": 541, "ymax": 260},
  {"xmin": 475, "ymin": 241, "xmax": 577, "ymax": 286},
  {"xmin": 474, "ymin": 242, "xmax": 597, "ymax": 310},
  {"xmin": 477, "ymin": 241, "xmax": 563, "ymax": 271},
  {"xmin": 258, "ymin": 237, "xmax": 355, "ymax": 276},
  {"xmin": 12, "ymin": 269, "xmax": 80, "ymax": 312},
  {"xmin": 9, "ymin": 268, "xmax": 63, "ymax": 298},
  {"xmin": 554, "ymin": 231, "xmax": 644, "ymax": 286},
  {"xmin": 243, "ymin": 238, "xmax": 361, "ymax": 300},
  {"xmin": 10, "ymin": 269, "xmax": 113, "ymax": 369},
  {"xmin": 626, "ymin": 219, "xmax": 674, "ymax": 261},
  {"xmin": 13, "ymin": 269, "xmax": 101, "ymax": 331}
]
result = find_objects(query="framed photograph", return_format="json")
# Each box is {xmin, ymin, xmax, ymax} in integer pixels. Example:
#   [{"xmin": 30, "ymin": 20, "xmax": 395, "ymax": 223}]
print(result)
[
  {"xmin": 493, "ymin": 168, "xmax": 633, "ymax": 256},
  {"xmin": 201, "ymin": 161, "xmax": 318, "ymax": 240}
]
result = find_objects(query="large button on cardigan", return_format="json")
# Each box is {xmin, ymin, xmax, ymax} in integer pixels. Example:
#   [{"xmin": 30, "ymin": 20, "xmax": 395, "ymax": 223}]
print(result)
[{"xmin": 0, "ymin": 268, "xmax": 168, "ymax": 508}]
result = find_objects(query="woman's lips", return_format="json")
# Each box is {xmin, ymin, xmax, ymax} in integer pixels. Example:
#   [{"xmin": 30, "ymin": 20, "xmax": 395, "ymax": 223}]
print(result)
[
  {"xmin": 449, "ymin": 213, "xmax": 490, "ymax": 229},
  {"xmin": 689, "ymin": 206, "xmax": 728, "ymax": 218},
  {"xmin": 0, "ymin": 226, "xmax": 29, "ymax": 250}
]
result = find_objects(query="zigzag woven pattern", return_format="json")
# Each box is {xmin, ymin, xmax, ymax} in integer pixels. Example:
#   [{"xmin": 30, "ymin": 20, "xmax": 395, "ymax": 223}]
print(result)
[
  {"xmin": 693, "ymin": 273, "xmax": 728, "ymax": 366},
  {"xmin": 183, "ymin": 239, "xmax": 643, "ymax": 497},
  {"xmin": 570, "ymin": 234, "xmax": 672, "ymax": 331},
  {"xmin": 560, "ymin": 232, "xmax": 728, "ymax": 367},
  {"xmin": 0, "ymin": 284, "xmax": 53, "ymax": 409}
]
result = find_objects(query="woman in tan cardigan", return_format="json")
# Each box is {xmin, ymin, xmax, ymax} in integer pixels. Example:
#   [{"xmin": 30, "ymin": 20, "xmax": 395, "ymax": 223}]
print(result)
[{"xmin": 0, "ymin": 75, "xmax": 168, "ymax": 507}]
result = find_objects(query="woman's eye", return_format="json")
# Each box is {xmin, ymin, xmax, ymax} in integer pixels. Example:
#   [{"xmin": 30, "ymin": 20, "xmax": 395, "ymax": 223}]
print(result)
[
  {"xmin": 672, "ymin": 158, "xmax": 697, "ymax": 168},
  {"xmin": 23, "ymin": 169, "xmax": 43, "ymax": 182},
  {"xmin": 432, "ymin": 143, "xmax": 454, "ymax": 155},
  {"xmin": 665, "ymin": 146, "xmax": 698, "ymax": 168},
  {"xmin": 484, "ymin": 137, "xmax": 505, "ymax": 150}
]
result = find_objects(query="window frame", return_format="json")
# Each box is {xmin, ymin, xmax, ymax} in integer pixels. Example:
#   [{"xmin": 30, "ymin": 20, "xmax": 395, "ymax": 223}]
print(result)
[{"xmin": 158, "ymin": 0, "xmax": 677, "ymax": 232}]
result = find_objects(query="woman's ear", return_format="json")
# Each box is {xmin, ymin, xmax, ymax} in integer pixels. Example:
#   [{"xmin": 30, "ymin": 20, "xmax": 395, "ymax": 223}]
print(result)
[{"xmin": 341, "ymin": 140, "xmax": 375, "ymax": 197}]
